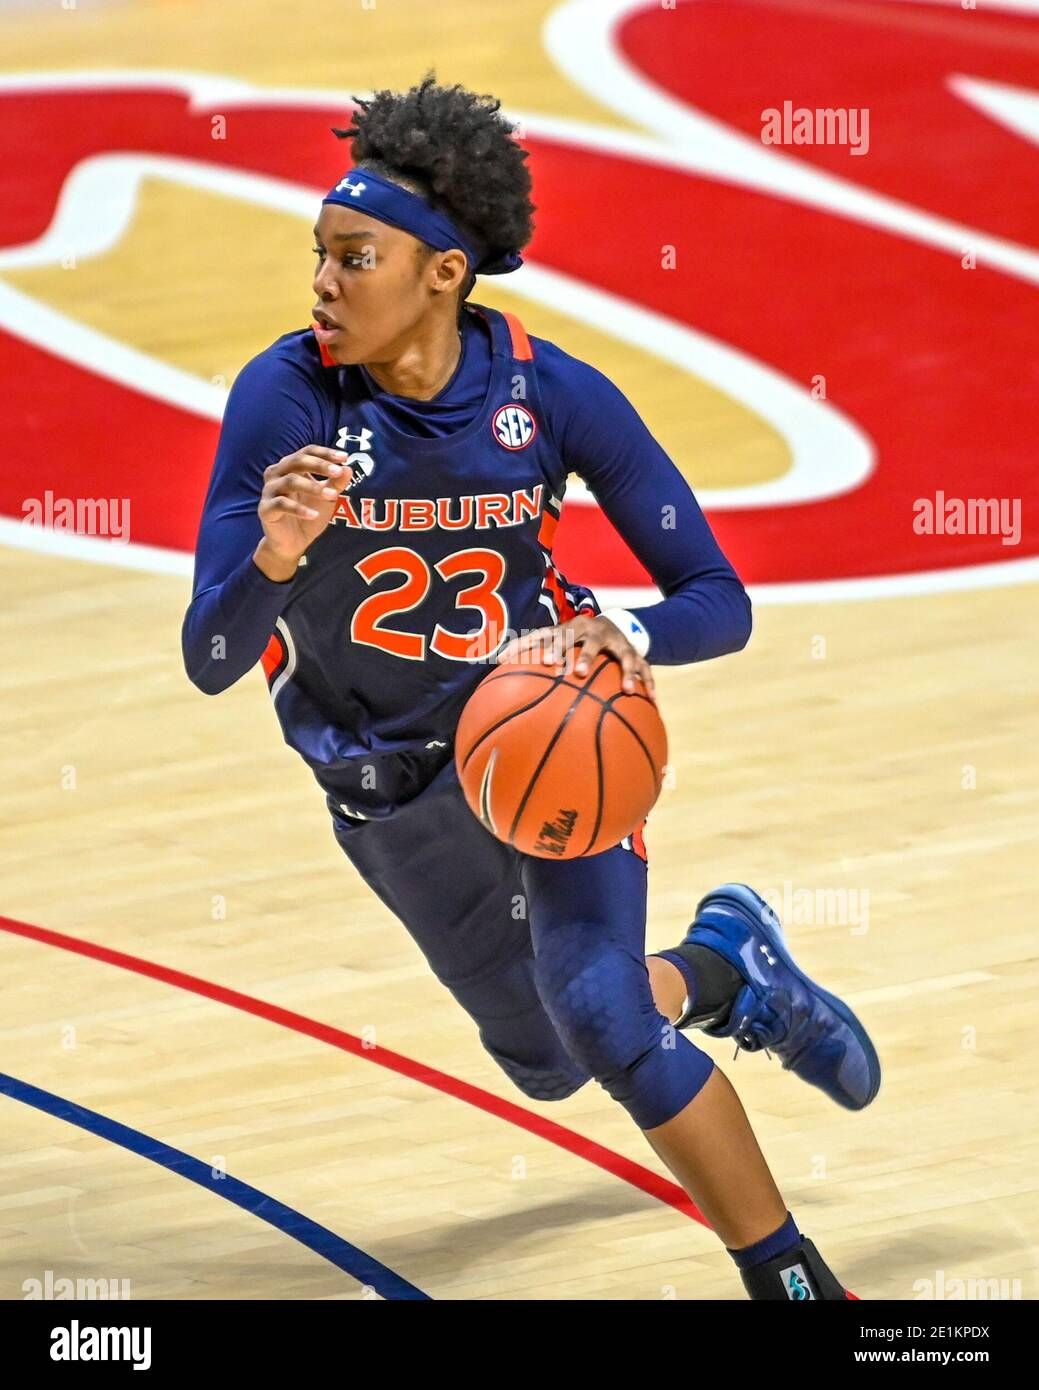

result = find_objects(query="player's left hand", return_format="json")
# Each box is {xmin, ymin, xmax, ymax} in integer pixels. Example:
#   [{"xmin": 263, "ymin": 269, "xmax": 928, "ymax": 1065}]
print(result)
[{"xmin": 496, "ymin": 613, "xmax": 656, "ymax": 699}]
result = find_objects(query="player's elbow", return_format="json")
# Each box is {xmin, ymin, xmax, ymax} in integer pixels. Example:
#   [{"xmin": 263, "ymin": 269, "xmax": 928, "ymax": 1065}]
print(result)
[
  {"xmin": 182, "ymin": 614, "xmax": 233, "ymax": 696},
  {"xmin": 705, "ymin": 573, "xmax": 752, "ymax": 656},
  {"xmin": 183, "ymin": 652, "xmax": 228, "ymax": 696},
  {"xmin": 730, "ymin": 580, "xmax": 753, "ymax": 652},
  {"xmin": 185, "ymin": 664, "xmax": 231, "ymax": 696}
]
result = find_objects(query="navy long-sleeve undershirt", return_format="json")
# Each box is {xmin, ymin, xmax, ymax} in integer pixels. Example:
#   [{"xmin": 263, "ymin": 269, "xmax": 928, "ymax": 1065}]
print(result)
[
  {"xmin": 182, "ymin": 314, "xmax": 751, "ymax": 696},
  {"xmin": 534, "ymin": 338, "xmax": 752, "ymax": 665}
]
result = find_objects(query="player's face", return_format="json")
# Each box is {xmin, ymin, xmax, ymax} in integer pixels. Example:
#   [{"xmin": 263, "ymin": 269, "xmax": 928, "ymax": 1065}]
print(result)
[{"xmin": 311, "ymin": 204, "xmax": 447, "ymax": 364}]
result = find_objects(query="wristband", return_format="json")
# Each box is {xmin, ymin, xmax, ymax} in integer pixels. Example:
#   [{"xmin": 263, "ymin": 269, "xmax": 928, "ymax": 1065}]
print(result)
[{"xmin": 599, "ymin": 607, "xmax": 651, "ymax": 659}]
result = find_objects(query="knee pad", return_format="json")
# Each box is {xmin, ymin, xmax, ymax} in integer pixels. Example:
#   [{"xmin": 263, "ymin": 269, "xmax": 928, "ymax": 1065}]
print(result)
[
  {"xmin": 483, "ymin": 1044, "xmax": 590, "ymax": 1102},
  {"xmin": 600, "ymin": 1029, "xmax": 715, "ymax": 1129},
  {"xmin": 534, "ymin": 935, "xmax": 655, "ymax": 1077},
  {"xmin": 440, "ymin": 949, "xmax": 593, "ymax": 1102},
  {"xmin": 535, "ymin": 932, "xmax": 715, "ymax": 1129}
]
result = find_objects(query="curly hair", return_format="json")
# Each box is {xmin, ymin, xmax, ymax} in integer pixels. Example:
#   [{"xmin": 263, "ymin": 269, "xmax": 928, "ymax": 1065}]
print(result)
[{"xmin": 331, "ymin": 73, "xmax": 534, "ymax": 291}]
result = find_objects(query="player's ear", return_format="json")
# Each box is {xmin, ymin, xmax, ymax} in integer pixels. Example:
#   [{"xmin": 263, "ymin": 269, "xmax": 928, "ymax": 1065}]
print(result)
[{"xmin": 430, "ymin": 247, "xmax": 469, "ymax": 296}]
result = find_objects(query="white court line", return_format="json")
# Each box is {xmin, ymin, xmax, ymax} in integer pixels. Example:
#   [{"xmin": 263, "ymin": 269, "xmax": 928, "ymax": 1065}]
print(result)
[
  {"xmin": 0, "ymin": 517, "xmax": 194, "ymax": 575},
  {"xmin": 880, "ymin": 0, "xmax": 1039, "ymax": 12},
  {"xmin": 594, "ymin": 556, "xmax": 1039, "ymax": 604},
  {"xmin": 951, "ymin": 75, "xmax": 1039, "ymax": 147},
  {"xmin": 4, "ymin": 520, "xmax": 1038, "ymax": 603}
]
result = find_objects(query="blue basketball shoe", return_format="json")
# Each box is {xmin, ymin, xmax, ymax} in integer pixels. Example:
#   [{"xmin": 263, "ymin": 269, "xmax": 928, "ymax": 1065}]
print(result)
[{"xmin": 663, "ymin": 883, "xmax": 881, "ymax": 1111}]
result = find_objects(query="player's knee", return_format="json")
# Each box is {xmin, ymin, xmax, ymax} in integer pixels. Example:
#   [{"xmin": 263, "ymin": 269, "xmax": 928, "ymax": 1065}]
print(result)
[
  {"xmin": 601, "ymin": 1032, "xmax": 716, "ymax": 1128},
  {"xmin": 534, "ymin": 939, "xmax": 658, "ymax": 1081},
  {"xmin": 486, "ymin": 1048, "xmax": 590, "ymax": 1101}
]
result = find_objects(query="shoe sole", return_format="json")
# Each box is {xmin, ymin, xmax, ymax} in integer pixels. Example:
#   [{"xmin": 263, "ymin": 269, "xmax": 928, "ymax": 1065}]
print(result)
[{"xmin": 695, "ymin": 882, "xmax": 882, "ymax": 1109}]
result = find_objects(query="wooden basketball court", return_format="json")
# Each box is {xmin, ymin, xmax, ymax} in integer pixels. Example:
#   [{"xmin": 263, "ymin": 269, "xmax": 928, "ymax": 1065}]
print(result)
[{"xmin": 2, "ymin": 0, "xmax": 1036, "ymax": 1301}]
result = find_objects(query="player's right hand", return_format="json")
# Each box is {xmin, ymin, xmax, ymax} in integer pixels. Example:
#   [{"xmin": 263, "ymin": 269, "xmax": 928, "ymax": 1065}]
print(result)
[{"xmin": 255, "ymin": 445, "xmax": 351, "ymax": 573}]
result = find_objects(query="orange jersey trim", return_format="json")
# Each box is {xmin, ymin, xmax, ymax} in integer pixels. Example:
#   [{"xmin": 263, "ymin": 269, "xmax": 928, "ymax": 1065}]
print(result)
[{"xmin": 502, "ymin": 311, "xmax": 533, "ymax": 362}]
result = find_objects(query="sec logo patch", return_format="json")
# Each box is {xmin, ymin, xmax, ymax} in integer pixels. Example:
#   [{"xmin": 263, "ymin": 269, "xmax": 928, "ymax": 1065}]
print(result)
[{"xmin": 492, "ymin": 404, "xmax": 537, "ymax": 450}]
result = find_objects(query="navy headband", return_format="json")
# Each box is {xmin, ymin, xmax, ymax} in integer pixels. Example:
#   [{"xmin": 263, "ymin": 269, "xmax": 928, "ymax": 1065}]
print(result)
[{"xmin": 322, "ymin": 168, "xmax": 522, "ymax": 276}]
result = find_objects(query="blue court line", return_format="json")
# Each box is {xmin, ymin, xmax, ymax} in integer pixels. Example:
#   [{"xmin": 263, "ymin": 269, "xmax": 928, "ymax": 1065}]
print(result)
[{"xmin": 1, "ymin": 1073, "xmax": 430, "ymax": 1301}]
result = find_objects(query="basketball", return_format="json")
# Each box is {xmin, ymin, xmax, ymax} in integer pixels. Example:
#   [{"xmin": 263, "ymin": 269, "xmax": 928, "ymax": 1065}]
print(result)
[{"xmin": 455, "ymin": 652, "xmax": 668, "ymax": 859}]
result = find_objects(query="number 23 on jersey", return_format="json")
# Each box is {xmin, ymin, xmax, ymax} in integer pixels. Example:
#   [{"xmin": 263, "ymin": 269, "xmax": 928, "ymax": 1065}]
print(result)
[{"xmin": 350, "ymin": 544, "xmax": 509, "ymax": 662}]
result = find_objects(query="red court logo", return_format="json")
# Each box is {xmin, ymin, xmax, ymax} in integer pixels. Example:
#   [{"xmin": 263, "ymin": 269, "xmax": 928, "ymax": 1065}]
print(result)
[{"xmin": 0, "ymin": 28, "xmax": 1036, "ymax": 594}]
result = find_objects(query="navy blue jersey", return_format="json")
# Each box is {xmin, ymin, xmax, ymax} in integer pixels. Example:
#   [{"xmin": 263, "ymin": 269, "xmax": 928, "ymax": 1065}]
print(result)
[{"xmin": 183, "ymin": 304, "xmax": 751, "ymax": 814}]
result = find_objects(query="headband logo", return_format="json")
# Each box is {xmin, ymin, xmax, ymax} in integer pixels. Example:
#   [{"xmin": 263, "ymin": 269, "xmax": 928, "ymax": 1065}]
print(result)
[{"xmin": 335, "ymin": 177, "xmax": 366, "ymax": 198}]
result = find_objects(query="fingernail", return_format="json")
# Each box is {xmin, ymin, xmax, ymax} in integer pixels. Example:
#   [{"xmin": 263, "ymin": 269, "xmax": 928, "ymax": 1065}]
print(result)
[{"xmin": 328, "ymin": 464, "xmax": 343, "ymax": 474}]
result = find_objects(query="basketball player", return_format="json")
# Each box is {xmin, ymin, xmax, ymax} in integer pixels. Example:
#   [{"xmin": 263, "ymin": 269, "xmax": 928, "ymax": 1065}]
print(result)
[{"xmin": 183, "ymin": 77, "xmax": 880, "ymax": 1301}]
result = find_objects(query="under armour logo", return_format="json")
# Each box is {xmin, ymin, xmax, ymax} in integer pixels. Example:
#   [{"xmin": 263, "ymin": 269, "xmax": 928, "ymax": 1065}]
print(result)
[
  {"xmin": 335, "ymin": 176, "xmax": 366, "ymax": 198},
  {"xmin": 332, "ymin": 426, "xmax": 377, "ymax": 493},
  {"xmin": 336, "ymin": 427, "xmax": 373, "ymax": 451},
  {"xmin": 760, "ymin": 944, "xmax": 778, "ymax": 966}
]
